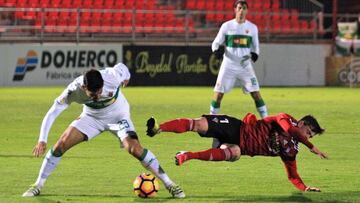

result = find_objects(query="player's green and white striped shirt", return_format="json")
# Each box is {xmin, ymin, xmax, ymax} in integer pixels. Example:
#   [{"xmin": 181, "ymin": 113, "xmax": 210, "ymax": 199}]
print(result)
[{"xmin": 212, "ymin": 19, "xmax": 259, "ymax": 65}]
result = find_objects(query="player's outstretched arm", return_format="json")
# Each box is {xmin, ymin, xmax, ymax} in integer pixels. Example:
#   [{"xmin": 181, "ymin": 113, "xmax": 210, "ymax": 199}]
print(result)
[
  {"xmin": 32, "ymin": 141, "xmax": 47, "ymax": 157},
  {"xmin": 310, "ymin": 146, "xmax": 328, "ymax": 159},
  {"xmin": 34, "ymin": 101, "xmax": 68, "ymax": 157}
]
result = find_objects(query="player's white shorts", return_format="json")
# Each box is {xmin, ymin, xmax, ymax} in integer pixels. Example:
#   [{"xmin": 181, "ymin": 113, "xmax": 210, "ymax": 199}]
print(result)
[
  {"xmin": 70, "ymin": 97, "xmax": 135, "ymax": 142},
  {"xmin": 214, "ymin": 61, "xmax": 260, "ymax": 94}
]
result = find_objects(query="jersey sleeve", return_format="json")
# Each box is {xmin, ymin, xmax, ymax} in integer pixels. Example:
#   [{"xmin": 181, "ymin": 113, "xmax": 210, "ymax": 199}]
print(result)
[
  {"xmin": 250, "ymin": 25, "xmax": 260, "ymax": 55},
  {"xmin": 212, "ymin": 23, "xmax": 226, "ymax": 52},
  {"xmin": 263, "ymin": 113, "xmax": 296, "ymax": 132},
  {"xmin": 281, "ymin": 157, "xmax": 307, "ymax": 191},
  {"xmin": 242, "ymin": 113, "xmax": 258, "ymax": 125},
  {"xmin": 38, "ymin": 96, "xmax": 69, "ymax": 143},
  {"xmin": 38, "ymin": 79, "xmax": 80, "ymax": 143},
  {"xmin": 112, "ymin": 63, "xmax": 131, "ymax": 84}
]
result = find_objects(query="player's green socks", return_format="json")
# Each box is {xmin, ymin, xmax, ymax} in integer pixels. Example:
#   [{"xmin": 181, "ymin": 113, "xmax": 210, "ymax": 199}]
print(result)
[
  {"xmin": 139, "ymin": 148, "xmax": 173, "ymax": 188},
  {"xmin": 210, "ymin": 100, "xmax": 221, "ymax": 114},
  {"xmin": 210, "ymin": 100, "xmax": 221, "ymax": 147},
  {"xmin": 34, "ymin": 149, "xmax": 62, "ymax": 188},
  {"xmin": 255, "ymin": 99, "xmax": 268, "ymax": 118}
]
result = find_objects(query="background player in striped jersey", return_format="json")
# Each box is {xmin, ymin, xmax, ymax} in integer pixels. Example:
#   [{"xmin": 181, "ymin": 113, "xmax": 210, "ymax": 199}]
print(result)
[
  {"xmin": 22, "ymin": 63, "xmax": 185, "ymax": 198},
  {"xmin": 210, "ymin": 0, "xmax": 268, "ymax": 148},
  {"xmin": 146, "ymin": 113, "xmax": 328, "ymax": 192}
]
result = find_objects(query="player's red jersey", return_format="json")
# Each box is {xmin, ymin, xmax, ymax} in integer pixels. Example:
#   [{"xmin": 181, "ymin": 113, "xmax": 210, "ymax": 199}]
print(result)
[
  {"xmin": 239, "ymin": 113, "xmax": 315, "ymax": 191},
  {"xmin": 239, "ymin": 113, "xmax": 300, "ymax": 159}
]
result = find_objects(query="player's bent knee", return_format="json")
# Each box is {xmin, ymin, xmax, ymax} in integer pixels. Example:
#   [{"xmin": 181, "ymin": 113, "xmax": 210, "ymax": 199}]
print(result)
[
  {"xmin": 229, "ymin": 145, "xmax": 241, "ymax": 161},
  {"xmin": 52, "ymin": 144, "xmax": 64, "ymax": 157},
  {"xmin": 123, "ymin": 134, "xmax": 143, "ymax": 157}
]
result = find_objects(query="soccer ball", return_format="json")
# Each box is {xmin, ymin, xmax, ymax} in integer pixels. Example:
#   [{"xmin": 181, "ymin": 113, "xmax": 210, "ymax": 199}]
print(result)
[{"xmin": 133, "ymin": 173, "xmax": 159, "ymax": 198}]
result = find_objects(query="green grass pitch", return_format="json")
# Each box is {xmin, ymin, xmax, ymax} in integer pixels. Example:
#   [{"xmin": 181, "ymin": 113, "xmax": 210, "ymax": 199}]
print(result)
[{"xmin": 0, "ymin": 87, "xmax": 359, "ymax": 202}]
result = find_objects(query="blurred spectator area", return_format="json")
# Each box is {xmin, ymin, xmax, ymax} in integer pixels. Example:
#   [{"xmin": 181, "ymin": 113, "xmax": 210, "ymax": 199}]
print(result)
[{"xmin": 0, "ymin": 0, "xmax": 356, "ymax": 43}]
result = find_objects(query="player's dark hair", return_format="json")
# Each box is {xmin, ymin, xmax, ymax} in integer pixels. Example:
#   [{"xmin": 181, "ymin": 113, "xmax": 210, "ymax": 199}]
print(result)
[
  {"xmin": 300, "ymin": 115, "xmax": 325, "ymax": 135},
  {"xmin": 234, "ymin": 0, "xmax": 248, "ymax": 8},
  {"xmin": 83, "ymin": 69, "xmax": 104, "ymax": 92}
]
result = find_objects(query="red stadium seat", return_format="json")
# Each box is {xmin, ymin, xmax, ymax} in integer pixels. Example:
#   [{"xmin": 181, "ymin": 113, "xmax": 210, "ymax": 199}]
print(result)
[
  {"xmin": 61, "ymin": 0, "xmax": 71, "ymax": 8},
  {"xmin": 24, "ymin": 9, "xmax": 37, "ymax": 20},
  {"xmin": 16, "ymin": 0, "xmax": 27, "ymax": 7},
  {"xmin": 215, "ymin": 1, "xmax": 225, "ymax": 10},
  {"xmin": 28, "ymin": 0, "xmax": 38, "ymax": 7},
  {"xmin": 15, "ymin": 10, "xmax": 25, "ymax": 18},
  {"xmin": 39, "ymin": 0, "xmax": 49, "ymax": 8},
  {"xmin": 215, "ymin": 13, "xmax": 224, "ymax": 22},
  {"xmin": 93, "ymin": 0, "xmax": 104, "ymax": 9},
  {"xmin": 104, "ymin": 0, "xmax": 114, "ymax": 9},
  {"xmin": 92, "ymin": 11, "xmax": 102, "ymax": 21},
  {"xmin": 197, "ymin": 0, "xmax": 205, "ymax": 9},
  {"xmin": 83, "ymin": 0, "xmax": 93, "ymax": 9},
  {"xmin": 272, "ymin": 0, "xmax": 280, "ymax": 9},
  {"xmin": 102, "ymin": 12, "xmax": 112, "ymax": 23},
  {"xmin": 206, "ymin": 0, "xmax": 216, "ymax": 11},
  {"xmin": 185, "ymin": 0, "xmax": 196, "ymax": 10},
  {"xmin": 224, "ymin": 1, "xmax": 232, "ymax": 10},
  {"xmin": 124, "ymin": 0, "xmax": 134, "ymax": 9},
  {"xmin": 56, "ymin": 18, "xmax": 67, "ymax": 32},
  {"xmin": 5, "ymin": 0, "xmax": 16, "ymax": 7},
  {"xmin": 59, "ymin": 11, "xmax": 69, "ymax": 19},
  {"xmin": 206, "ymin": 13, "xmax": 216, "ymax": 22},
  {"xmin": 67, "ymin": 18, "xmax": 77, "ymax": 32},
  {"xmin": 44, "ymin": 18, "xmax": 56, "ymax": 32},
  {"xmin": 114, "ymin": 0, "xmax": 124, "ymax": 9},
  {"xmin": 47, "ymin": 11, "xmax": 58, "ymax": 20},
  {"xmin": 72, "ymin": 0, "xmax": 82, "ymax": 8},
  {"xmin": 50, "ymin": 0, "xmax": 60, "ymax": 8},
  {"xmin": 175, "ymin": 18, "xmax": 185, "ymax": 33}
]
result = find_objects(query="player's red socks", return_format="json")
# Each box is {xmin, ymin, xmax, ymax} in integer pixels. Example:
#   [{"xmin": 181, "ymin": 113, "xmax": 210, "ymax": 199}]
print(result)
[
  {"xmin": 185, "ymin": 148, "xmax": 232, "ymax": 162},
  {"xmin": 160, "ymin": 118, "xmax": 194, "ymax": 133}
]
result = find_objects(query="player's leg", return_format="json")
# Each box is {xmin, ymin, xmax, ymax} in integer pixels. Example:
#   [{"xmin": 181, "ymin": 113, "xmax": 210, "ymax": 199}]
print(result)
[
  {"xmin": 110, "ymin": 114, "xmax": 185, "ymax": 198},
  {"xmin": 240, "ymin": 63, "xmax": 268, "ymax": 118},
  {"xmin": 146, "ymin": 116, "xmax": 209, "ymax": 137},
  {"xmin": 210, "ymin": 92, "xmax": 224, "ymax": 114},
  {"xmin": 175, "ymin": 144, "xmax": 241, "ymax": 166},
  {"xmin": 176, "ymin": 115, "xmax": 242, "ymax": 165},
  {"xmin": 22, "ymin": 126, "xmax": 87, "ymax": 197},
  {"xmin": 210, "ymin": 64, "xmax": 236, "ymax": 115},
  {"xmin": 211, "ymin": 65, "xmax": 237, "ymax": 147},
  {"xmin": 250, "ymin": 91, "xmax": 268, "ymax": 118},
  {"xmin": 121, "ymin": 135, "xmax": 185, "ymax": 198}
]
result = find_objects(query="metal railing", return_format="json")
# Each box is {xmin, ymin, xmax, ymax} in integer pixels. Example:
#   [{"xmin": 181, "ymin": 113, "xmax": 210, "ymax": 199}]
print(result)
[{"xmin": 0, "ymin": 7, "xmax": 336, "ymax": 44}]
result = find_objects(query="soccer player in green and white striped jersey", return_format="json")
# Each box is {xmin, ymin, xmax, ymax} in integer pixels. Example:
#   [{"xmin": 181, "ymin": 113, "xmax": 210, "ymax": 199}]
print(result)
[{"xmin": 210, "ymin": 0, "xmax": 268, "ymax": 147}]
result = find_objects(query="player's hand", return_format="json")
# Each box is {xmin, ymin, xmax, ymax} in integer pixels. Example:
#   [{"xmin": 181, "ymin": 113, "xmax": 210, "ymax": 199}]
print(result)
[
  {"xmin": 213, "ymin": 46, "xmax": 224, "ymax": 59},
  {"xmin": 32, "ymin": 141, "xmax": 47, "ymax": 157},
  {"xmin": 305, "ymin": 186, "xmax": 321, "ymax": 192},
  {"xmin": 250, "ymin": 52, "xmax": 258, "ymax": 63},
  {"xmin": 122, "ymin": 79, "xmax": 129, "ymax": 87},
  {"xmin": 311, "ymin": 146, "xmax": 328, "ymax": 159}
]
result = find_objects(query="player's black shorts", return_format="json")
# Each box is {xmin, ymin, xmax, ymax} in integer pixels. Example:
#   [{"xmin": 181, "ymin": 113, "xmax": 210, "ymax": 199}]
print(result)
[{"xmin": 199, "ymin": 114, "xmax": 242, "ymax": 145}]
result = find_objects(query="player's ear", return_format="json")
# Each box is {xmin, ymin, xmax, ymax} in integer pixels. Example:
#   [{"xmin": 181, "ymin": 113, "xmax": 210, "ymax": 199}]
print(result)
[{"xmin": 297, "ymin": 120, "xmax": 305, "ymax": 127}]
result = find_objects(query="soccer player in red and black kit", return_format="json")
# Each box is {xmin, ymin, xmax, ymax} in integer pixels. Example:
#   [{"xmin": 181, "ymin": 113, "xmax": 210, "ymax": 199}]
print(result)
[{"xmin": 146, "ymin": 113, "xmax": 328, "ymax": 192}]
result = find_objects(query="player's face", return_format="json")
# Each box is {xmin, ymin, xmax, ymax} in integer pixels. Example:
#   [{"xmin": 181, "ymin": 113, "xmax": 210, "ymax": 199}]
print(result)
[
  {"xmin": 299, "ymin": 122, "xmax": 316, "ymax": 139},
  {"xmin": 84, "ymin": 87, "xmax": 102, "ymax": 101},
  {"xmin": 234, "ymin": 3, "xmax": 248, "ymax": 21}
]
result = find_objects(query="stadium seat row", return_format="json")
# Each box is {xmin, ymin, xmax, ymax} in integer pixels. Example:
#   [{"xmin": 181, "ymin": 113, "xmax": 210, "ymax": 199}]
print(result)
[
  {"xmin": 1, "ymin": 0, "xmax": 315, "ymax": 35},
  {"xmin": 0, "ymin": 0, "xmax": 156, "ymax": 9}
]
